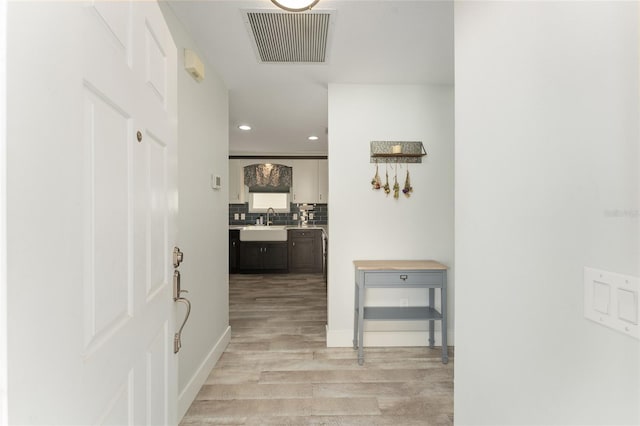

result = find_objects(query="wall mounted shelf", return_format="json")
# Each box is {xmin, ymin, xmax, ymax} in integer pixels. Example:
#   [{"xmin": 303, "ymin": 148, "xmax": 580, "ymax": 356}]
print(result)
[{"xmin": 370, "ymin": 141, "xmax": 426, "ymax": 163}]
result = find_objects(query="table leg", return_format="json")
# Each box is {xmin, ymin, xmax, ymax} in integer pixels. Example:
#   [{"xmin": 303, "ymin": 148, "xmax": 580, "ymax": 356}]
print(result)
[
  {"xmin": 441, "ymin": 272, "xmax": 448, "ymax": 364},
  {"xmin": 358, "ymin": 280, "xmax": 365, "ymax": 365},
  {"xmin": 428, "ymin": 287, "xmax": 435, "ymax": 348},
  {"xmin": 353, "ymin": 284, "xmax": 359, "ymax": 350}
]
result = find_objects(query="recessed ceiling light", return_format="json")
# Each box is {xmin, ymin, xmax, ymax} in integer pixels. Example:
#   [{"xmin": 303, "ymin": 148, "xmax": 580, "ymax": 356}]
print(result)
[
  {"xmin": 308, "ymin": 135, "xmax": 319, "ymax": 141},
  {"xmin": 238, "ymin": 124, "xmax": 251, "ymax": 131}
]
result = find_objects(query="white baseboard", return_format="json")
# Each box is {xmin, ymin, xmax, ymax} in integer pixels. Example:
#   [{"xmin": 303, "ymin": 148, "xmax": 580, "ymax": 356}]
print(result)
[
  {"xmin": 177, "ymin": 326, "xmax": 231, "ymax": 421},
  {"xmin": 326, "ymin": 325, "xmax": 454, "ymax": 348},
  {"xmin": 326, "ymin": 327, "xmax": 353, "ymax": 347}
]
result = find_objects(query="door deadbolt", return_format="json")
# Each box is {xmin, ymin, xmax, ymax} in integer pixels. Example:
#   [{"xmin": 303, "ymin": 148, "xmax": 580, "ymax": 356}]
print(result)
[
  {"xmin": 136, "ymin": 131, "xmax": 143, "ymax": 142},
  {"xmin": 173, "ymin": 246, "xmax": 184, "ymax": 268}
]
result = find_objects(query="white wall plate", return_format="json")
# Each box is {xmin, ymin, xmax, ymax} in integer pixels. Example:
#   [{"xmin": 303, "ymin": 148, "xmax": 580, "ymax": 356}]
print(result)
[{"xmin": 584, "ymin": 267, "xmax": 639, "ymax": 340}]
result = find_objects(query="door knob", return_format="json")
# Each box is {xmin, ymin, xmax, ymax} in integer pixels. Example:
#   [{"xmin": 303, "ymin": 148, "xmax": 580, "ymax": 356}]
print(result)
[{"xmin": 173, "ymin": 246, "xmax": 184, "ymax": 268}]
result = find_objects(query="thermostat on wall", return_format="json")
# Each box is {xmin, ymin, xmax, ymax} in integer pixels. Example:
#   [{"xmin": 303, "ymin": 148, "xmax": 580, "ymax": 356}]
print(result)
[{"xmin": 210, "ymin": 174, "xmax": 221, "ymax": 190}]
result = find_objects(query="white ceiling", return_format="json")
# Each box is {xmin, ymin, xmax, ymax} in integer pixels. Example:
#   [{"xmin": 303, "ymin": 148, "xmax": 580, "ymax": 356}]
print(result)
[{"xmin": 166, "ymin": 0, "xmax": 454, "ymax": 156}]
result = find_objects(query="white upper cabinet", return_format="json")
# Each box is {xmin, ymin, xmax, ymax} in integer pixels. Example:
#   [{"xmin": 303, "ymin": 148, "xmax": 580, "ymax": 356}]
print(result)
[
  {"xmin": 317, "ymin": 159, "xmax": 328, "ymax": 203},
  {"xmin": 292, "ymin": 159, "xmax": 318, "ymax": 203},
  {"xmin": 228, "ymin": 159, "xmax": 245, "ymax": 203}
]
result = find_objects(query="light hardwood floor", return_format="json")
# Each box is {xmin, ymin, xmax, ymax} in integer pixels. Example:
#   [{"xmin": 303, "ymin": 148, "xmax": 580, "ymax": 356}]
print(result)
[{"xmin": 180, "ymin": 273, "xmax": 453, "ymax": 425}]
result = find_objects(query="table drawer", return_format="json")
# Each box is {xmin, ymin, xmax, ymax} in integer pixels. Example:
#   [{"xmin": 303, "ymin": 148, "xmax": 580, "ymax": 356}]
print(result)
[{"xmin": 363, "ymin": 271, "xmax": 444, "ymax": 287}]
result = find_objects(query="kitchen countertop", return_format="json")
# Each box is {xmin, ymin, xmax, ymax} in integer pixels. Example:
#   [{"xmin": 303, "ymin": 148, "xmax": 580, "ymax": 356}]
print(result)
[{"xmin": 230, "ymin": 224, "xmax": 328, "ymax": 238}]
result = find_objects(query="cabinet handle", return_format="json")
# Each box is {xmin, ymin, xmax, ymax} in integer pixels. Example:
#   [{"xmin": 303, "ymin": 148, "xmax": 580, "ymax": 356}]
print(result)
[
  {"xmin": 400, "ymin": 274, "xmax": 408, "ymax": 281},
  {"xmin": 292, "ymin": 242, "xmax": 295, "ymax": 247}
]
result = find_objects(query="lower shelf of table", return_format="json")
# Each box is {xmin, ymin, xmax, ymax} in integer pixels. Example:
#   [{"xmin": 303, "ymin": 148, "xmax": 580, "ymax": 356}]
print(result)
[{"xmin": 361, "ymin": 306, "xmax": 442, "ymax": 321}]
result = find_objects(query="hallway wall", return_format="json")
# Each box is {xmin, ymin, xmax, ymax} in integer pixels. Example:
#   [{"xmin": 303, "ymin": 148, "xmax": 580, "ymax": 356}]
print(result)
[
  {"xmin": 159, "ymin": 4, "xmax": 231, "ymax": 419},
  {"xmin": 455, "ymin": 2, "xmax": 639, "ymax": 424},
  {"xmin": 0, "ymin": 0, "xmax": 6, "ymax": 422},
  {"xmin": 327, "ymin": 84, "xmax": 455, "ymax": 347}
]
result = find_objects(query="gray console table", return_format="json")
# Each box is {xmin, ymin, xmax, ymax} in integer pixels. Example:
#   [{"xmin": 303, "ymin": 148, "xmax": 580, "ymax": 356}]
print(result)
[{"xmin": 353, "ymin": 260, "xmax": 448, "ymax": 365}]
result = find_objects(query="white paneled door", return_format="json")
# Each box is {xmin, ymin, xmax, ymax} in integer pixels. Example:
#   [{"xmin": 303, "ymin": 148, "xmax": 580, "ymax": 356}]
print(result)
[
  {"xmin": 7, "ymin": 0, "xmax": 178, "ymax": 424},
  {"xmin": 82, "ymin": 2, "xmax": 178, "ymax": 425}
]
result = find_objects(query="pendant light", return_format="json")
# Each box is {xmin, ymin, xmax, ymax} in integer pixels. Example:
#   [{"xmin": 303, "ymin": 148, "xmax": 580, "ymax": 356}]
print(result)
[{"xmin": 271, "ymin": 0, "xmax": 319, "ymax": 12}]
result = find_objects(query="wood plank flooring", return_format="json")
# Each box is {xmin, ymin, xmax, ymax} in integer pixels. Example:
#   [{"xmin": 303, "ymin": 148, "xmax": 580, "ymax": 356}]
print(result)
[{"xmin": 180, "ymin": 273, "xmax": 453, "ymax": 425}]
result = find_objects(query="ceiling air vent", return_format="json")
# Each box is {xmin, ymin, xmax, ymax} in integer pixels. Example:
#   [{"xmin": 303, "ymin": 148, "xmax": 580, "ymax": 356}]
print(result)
[{"xmin": 244, "ymin": 11, "xmax": 333, "ymax": 63}]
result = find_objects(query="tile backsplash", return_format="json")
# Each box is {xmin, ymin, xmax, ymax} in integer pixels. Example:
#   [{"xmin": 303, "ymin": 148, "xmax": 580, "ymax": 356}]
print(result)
[{"xmin": 229, "ymin": 203, "xmax": 328, "ymax": 226}]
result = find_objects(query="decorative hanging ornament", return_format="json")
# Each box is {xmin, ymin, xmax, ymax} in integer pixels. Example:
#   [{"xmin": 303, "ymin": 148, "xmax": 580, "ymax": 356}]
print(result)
[
  {"xmin": 402, "ymin": 168, "xmax": 413, "ymax": 197},
  {"xmin": 393, "ymin": 164, "xmax": 400, "ymax": 199},
  {"xmin": 371, "ymin": 162, "xmax": 381, "ymax": 190},
  {"xmin": 383, "ymin": 166, "xmax": 391, "ymax": 196}
]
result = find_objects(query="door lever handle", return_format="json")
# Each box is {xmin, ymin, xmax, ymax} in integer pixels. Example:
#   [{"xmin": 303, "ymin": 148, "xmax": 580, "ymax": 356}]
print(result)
[{"xmin": 174, "ymin": 296, "xmax": 191, "ymax": 353}]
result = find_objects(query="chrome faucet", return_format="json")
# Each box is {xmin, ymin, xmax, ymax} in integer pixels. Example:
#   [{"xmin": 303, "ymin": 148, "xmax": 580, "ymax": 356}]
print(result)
[{"xmin": 266, "ymin": 207, "xmax": 275, "ymax": 226}]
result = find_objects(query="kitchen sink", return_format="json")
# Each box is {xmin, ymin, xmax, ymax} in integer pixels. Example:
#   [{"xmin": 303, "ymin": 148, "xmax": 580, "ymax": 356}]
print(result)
[{"xmin": 239, "ymin": 225, "xmax": 288, "ymax": 242}]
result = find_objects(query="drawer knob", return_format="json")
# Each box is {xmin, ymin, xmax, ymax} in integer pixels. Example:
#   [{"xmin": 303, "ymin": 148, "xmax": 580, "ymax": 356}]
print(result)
[{"xmin": 400, "ymin": 274, "xmax": 408, "ymax": 281}]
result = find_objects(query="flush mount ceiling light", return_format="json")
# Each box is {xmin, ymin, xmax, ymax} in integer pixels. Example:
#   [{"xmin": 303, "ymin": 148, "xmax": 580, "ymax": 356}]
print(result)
[
  {"xmin": 271, "ymin": 0, "xmax": 319, "ymax": 12},
  {"xmin": 308, "ymin": 135, "xmax": 319, "ymax": 141},
  {"xmin": 238, "ymin": 124, "xmax": 252, "ymax": 131}
]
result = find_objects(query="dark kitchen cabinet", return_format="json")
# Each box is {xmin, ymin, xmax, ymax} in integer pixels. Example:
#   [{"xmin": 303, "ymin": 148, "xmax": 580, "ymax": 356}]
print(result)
[
  {"xmin": 288, "ymin": 229, "xmax": 323, "ymax": 273},
  {"xmin": 229, "ymin": 230, "xmax": 240, "ymax": 273},
  {"xmin": 239, "ymin": 242, "xmax": 288, "ymax": 272}
]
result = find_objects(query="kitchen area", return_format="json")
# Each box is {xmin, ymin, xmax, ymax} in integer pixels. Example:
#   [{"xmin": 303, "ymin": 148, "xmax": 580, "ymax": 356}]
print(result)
[{"xmin": 228, "ymin": 158, "xmax": 328, "ymax": 276}]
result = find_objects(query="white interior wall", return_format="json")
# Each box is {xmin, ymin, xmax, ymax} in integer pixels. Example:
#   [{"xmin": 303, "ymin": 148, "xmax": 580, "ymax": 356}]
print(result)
[
  {"xmin": 159, "ymin": 4, "xmax": 231, "ymax": 419},
  {"xmin": 455, "ymin": 2, "xmax": 639, "ymax": 424},
  {"xmin": 327, "ymin": 84, "xmax": 454, "ymax": 347},
  {"xmin": 0, "ymin": 0, "xmax": 7, "ymax": 423},
  {"xmin": 7, "ymin": 4, "xmax": 91, "ymax": 421}
]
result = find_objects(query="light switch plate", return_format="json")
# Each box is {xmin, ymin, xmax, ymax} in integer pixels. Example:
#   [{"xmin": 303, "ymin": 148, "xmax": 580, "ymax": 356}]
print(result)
[
  {"xmin": 584, "ymin": 267, "xmax": 639, "ymax": 340},
  {"xmin": 593, "ymin": 281, "xmax": 610, "ymax": 314},
  {"xmin": 618, "ymin": 288, "xmax": 638, "ymax": 325}
]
